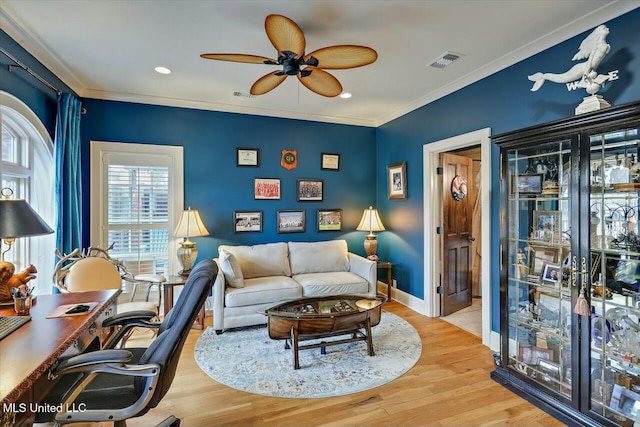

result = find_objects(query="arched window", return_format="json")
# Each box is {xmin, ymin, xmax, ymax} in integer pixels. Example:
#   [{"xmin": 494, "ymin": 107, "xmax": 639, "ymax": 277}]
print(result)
[{"xmin": 1, "ymin": 91, "xmax": 55, "ymax": 294}]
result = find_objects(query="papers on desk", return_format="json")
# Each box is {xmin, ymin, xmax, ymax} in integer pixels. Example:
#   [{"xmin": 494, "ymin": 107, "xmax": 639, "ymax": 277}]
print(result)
[{"xmin": 47, "ymin": 302, "xmax": 98, "ymax": 318}]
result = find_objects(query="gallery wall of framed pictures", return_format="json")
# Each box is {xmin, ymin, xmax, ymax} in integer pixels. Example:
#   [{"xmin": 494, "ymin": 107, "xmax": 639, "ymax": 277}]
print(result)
[{"xmin": 233, "ymin": 147, "xmax": 353, "ymax": 235}]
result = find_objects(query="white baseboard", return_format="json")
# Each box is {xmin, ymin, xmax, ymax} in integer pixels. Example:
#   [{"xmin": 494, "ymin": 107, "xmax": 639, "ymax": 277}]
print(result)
[{"xmin": 385, "ymin": 283, "xmax": 498, "ymax": 351}]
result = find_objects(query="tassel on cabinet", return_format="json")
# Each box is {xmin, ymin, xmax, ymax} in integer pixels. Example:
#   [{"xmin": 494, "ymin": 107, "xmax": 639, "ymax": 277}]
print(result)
[{"xmin": 573, "ymin": 285, "xmax": 591, "ymax": 316}]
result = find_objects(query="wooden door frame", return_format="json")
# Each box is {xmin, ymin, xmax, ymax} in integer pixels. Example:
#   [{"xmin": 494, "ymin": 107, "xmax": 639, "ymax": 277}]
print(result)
[{"xmin": 423, "ymin": 128, "xmax": 493, "ymax": 348}]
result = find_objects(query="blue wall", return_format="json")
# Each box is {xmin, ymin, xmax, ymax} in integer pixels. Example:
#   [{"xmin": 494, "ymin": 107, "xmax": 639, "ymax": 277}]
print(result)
[
  {"xmin": 0, "ymin": 30, "xmax": 75, "ymax": 139},
  {"xmin": 2, "ymin": 7, "xmax": 639, "ymax": 335},
  {"xmin": 376, "ymin": 8, "xmax": 640, "ymax": 332},
  {"xmin": 79, "ymin": 100, "xmax": 377, "ymax": 261}
]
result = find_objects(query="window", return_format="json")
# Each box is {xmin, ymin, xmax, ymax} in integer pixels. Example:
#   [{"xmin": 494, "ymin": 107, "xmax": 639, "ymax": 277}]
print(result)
[
  {"xmin": 90, "ymin": 141, "xmax": 184, "ymax": 276},
  {"xmin": 0, "ymin": 91, "xmax": 55, "ymax": 294}
]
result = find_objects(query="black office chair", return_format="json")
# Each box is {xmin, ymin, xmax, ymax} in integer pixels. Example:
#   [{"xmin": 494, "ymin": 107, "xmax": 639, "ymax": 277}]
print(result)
[{"xmin": 34, "ymin": 259, "xmax": 217, "ymax": 427}]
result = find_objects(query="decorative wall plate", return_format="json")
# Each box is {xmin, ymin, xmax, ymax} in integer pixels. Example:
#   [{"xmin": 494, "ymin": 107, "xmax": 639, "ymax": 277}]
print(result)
[
  {"xmin": 451, "ymin": 175, "xmax": 467, "ymax": 201},
  {"xmin": 281, "ymin": 149, "xmax": 298, "ymax": 170}
]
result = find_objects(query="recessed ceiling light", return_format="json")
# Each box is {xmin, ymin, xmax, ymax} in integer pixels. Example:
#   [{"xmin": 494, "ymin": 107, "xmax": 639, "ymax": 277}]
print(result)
[
  {"xmin": 339, "ymin": 93, "xmax": 352, "ymax": 99},
  {"xmin": 155, "ymin": 66, "xmax": 171, "ymax": 74}
]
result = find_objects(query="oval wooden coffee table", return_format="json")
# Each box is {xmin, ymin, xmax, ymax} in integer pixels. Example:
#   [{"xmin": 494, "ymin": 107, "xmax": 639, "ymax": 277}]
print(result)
[{"xmin": 264, "ymin": 294, "xmax": 386, "ymax": 369}]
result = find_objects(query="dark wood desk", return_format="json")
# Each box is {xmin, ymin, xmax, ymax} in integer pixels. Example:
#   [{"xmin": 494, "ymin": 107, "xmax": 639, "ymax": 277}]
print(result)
[{"xmin": 0, "ymin": 290, "xmax": 120, "ymax": 424}]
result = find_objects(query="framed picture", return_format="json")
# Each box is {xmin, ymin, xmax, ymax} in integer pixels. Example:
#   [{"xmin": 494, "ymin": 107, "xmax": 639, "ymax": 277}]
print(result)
[
  {"xmin": 277, "ymin": 210, "xmax": 305, "ymax": 233},
  {"xmin": 321, "ymin": 153, "xmax": 340, "ymax": 171},
  {"xmin": 538, "ymin": 359, "xmax": 561, "ymax": 382},
  {"xmin": 532, "ymin": 210, "xmax": 561, "ymax": 243},
  {"xmin": 387, "ymin": 162, "xmax": 407, "ymax": 199},
  {"xmin": 254, "ymin": 178, "xmax": 281, "ymax": 200},
  {"xmin": 518, "ymin": 344, "xmax": 553, "ymax": 365},
  {"xmin": 528, "ymin": 244, "xmax": 559, "ymax": 277},
  {"xmin": 234, "ymin": 211, "xmax": 262, "ymax": 233},
  {"xmin": 610, "ymin": 384, "xmax": 640, "ymax": 420},
  {"xmin": 541, "ymin": 263, "xmax": 561, "ymax": 286},
  {"xmin": 317, "ymin": 209, "xmax": 342, "ymax": 232},
  {"xmin": 297, "ymin": 179, "xmax": 323, "ymax": 201},
  {"xmin": 237, "ymin": 148, "xmax": 259, "ymax": 167},
  {"xmin": 512, "ymin": 173, "xmax": 543, "ymax": 194},
  {"xmin": 538, "ymin": 293, "xmax": 572, "ymax": 336}
]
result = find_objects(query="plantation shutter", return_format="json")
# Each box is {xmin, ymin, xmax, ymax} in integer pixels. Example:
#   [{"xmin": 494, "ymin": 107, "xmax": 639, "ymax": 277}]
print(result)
[{"xmin": 105, "ymin": 156, "xmax": 170, "ymax": 276}]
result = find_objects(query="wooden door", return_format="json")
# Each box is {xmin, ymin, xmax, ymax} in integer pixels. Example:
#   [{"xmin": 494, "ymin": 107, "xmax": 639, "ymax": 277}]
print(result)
[{"xmin": 441, "ymin": 153, "xmax": 474, "ymax": 316}]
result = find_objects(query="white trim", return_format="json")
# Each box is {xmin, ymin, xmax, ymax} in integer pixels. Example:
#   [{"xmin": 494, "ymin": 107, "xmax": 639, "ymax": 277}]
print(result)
[
  {"xmin": 0, "ymin": 91, "xmax": 53, "ymax": 156},
  {"xmin": 423, "ymin": 128, "xmax": 492, "ymax": 348},
  {"xmin": 89, "ymin": 141, "xmax": 184, "ymax": 275},
  {"xmin": 0, "ymin": 90, "xmax": 55, "ymax": 294},
  {"xmin": 3, "ymin": 2, "xmax": 635, "ymax": 128}
]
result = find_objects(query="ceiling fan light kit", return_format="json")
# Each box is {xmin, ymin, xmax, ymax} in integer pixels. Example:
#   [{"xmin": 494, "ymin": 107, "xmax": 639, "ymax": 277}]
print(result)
[{"xmin": 201, "ymin": 14, "xmax": 377, "ymax": 97}]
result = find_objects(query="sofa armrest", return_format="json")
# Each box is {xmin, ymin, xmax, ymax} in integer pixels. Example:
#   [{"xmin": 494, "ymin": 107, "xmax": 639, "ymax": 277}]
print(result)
[
  {"xmin": 348, "ymin": 253, "xmax": 377, "ymax": 297},
  {"xmin": 212, "ymin": 258, "xmax": 226, "ymax": 332}
]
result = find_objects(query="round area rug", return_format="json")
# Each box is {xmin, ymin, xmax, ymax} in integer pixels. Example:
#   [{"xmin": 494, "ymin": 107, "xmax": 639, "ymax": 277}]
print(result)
[{"xmin": 194, "ymin": 311, "xmax": 421, "ymax": 398}]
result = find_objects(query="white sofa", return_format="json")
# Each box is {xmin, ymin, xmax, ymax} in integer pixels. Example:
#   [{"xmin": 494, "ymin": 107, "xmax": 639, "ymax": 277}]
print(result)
[{"xmin": 212, "ymin": 239, "xmax": 376, "ymax": 333}]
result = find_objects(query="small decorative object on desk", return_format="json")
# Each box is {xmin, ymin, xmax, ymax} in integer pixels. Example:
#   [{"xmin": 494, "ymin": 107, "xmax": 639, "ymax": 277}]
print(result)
[{"xmin": 11, "ymin": 284, "xmax": 33, "ymax": 315}]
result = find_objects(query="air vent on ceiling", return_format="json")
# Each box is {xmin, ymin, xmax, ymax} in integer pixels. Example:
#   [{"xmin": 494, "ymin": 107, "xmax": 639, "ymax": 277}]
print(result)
[
  {"xmin": 233, "ymin": 91, "xmax": 254, "ymax": 98},
  {"xmin": 429, "ymin": 51, "xmax": 464, "ymax": 69}
]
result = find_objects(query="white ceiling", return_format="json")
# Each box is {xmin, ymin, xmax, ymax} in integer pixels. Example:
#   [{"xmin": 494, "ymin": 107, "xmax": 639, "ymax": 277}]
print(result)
[{"xmin": 1, "ymin": 1, "xmax": 638, "ymax": 127}]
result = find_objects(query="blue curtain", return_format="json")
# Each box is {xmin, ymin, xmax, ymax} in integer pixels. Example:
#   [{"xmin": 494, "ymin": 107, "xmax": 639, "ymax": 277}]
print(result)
[{"xmin": 54, "ymin": 93, "xmax": 83, "ymax": 256}]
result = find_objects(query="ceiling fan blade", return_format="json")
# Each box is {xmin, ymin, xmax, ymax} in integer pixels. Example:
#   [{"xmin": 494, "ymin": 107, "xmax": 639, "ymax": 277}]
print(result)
[
  {"xmin": 297, "ymin": 67, "xmax": 342, "ymax": 97},
  {"xmin": 304, "ymin": 45, "xmax": 378, "ymax": 69},
  {"xmin": 265, "ymin": 14, "xmax": 306, "ymax": 59},
  {"xmin": 200, "ymin": 53, "xmax": 277, "ymax": 64},
  {"xmin": 250, "ymin": 71, "xmax": 288, "ymax": 95}
]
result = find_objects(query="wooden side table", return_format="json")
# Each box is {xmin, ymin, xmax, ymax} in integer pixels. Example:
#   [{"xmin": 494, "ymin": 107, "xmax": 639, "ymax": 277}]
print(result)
[
  {"xmin": 377, "ymin": 261, "xmax": 394, "ymax": 301},
  {"xmin": 163, "ymin": 275, "xmax": 205, "ymax": 329}
]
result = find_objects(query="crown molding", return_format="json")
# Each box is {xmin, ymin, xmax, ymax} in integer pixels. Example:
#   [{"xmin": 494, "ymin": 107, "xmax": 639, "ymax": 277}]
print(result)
[
  {"xmin": 2, "ymin": 1, "xmax": 638, "ymax": 128},
  {"xmin": 82, "ymin": 88, "xmax": 378, "ymax": 127},
  {"xmin": 0, "ymin": 9, "xmax": 85, "ymax": 95},
  {"xmin": 375, "ymin": 0, "xmax": 640, "ymax": 126}
]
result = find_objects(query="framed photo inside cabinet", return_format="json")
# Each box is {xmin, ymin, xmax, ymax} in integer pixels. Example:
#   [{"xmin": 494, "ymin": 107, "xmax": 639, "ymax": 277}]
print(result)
[
  {"xmin": 234, "ymin": 211, "xmax": 262, "ymax": 233},
  {"xmin": 531, "ymin": 210, "xmax": 561, "ymax": 244},
  {"xmin": 277, "ymin": 210, "xmax": 305, "ymax": 233},
  {"xmin": 387, "ymin": 162, "xmax": 407, "ymax": 199},
  {"xmin": 541, "ymin": 263, "xmax": 561, "ymax": 286},
  {"xmin": 538, "ymin": 359, "xmax": 561, "ymax": 382},
  {"xmin": 254, "ymin": 178, "xmax": 281, "ymax": 200},
  {"xmin": 237, "ymin": 148, "xmax": 259, "ymax": 167},
  {"xmin": 317, "ymin": 209, "xmax": 342, "ymax": 232},
  {"xmin": 511, "ymin": 174, "xmax": 543, "ymax": 194},
  {"xmin": 518, "ymin": 344, "xmax": 553, "ymax": 365},
  {"xmin": 610, "ymin": 384, "xmax": 640, "ymax": 420},
  {"xmin": 321, "ymin": 153, "xmax": 340, "ymax": 171},
  {"xmin": 297, "ymin": 179, "xmax": 323, "ymax": 201},
  {"xmin": 528, "ymin": 244, "xmax": 559, "ymax": 277}
]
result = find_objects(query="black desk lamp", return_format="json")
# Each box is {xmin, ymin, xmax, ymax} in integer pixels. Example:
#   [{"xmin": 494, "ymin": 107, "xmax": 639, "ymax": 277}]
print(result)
[{"xmin": 0, "ymin": 187, "xmax": 53, "ymax": 302}]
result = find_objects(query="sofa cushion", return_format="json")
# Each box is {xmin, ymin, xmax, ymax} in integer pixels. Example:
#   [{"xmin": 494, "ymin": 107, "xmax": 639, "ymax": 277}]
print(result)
[
  {"xmin": 293, "ymin": 271, "xmax": 369, "ymax": 296},
  {"xmin": 224, "ymin": 276, "xmax": 301, "ymax": 308},
  {"xmin": 218, "ymin": 249, "xmax": 244, "ymax": 288},
  {"xmin": 219, "ymin": 242, "xmax": 291, "ymax": 279},
  {"xmin": 288, "ymin": 240, "xmax": 349, "ymax": 275}
]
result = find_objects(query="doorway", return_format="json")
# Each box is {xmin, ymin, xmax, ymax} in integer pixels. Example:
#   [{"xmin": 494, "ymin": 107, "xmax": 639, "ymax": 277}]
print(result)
[
  {"xmin": 423, "ymin": 128, "xmax": 493, "ymax": 348},
  {"xmin": 440, "ymin": 148, "xmax": 481, "ymax": 336}
]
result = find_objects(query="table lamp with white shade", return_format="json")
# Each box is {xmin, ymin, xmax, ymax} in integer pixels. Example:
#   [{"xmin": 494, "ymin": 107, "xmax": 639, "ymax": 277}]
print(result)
[
  {"xmin": 173, "ymin": 207, "xmax": 209, "ymax": 276},
  {"xmin": 356, "ymin": 206, "xmax": 385, "ymax": 261}
]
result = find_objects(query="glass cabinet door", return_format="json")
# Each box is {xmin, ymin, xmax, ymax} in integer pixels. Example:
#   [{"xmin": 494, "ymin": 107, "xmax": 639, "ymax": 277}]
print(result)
[
  {"xmin": 588, "ymin": 126, "xmax": 640, "ymax": 424},
  {"xmin": 505, "ymin": 139, "xmax": 573, "ymax": 398}
]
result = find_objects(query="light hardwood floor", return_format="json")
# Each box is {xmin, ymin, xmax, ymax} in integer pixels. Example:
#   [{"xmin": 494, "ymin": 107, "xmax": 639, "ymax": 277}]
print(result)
[{"xmin": 76, "ymin": 301, "xmax": 566, "ymax": 427}]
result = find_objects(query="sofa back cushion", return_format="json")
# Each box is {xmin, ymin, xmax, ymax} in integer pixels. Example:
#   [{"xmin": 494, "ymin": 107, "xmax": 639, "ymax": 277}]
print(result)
[
  {"xmin": 288, "ymin": 240, "xmax": 349, "ymax": 275},
  {"xmin": 219, "ymin": 242, "xmax": 291, "ymax": 279}
]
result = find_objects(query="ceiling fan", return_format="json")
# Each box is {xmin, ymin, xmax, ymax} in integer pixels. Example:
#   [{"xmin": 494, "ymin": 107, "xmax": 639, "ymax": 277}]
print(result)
[{"xmin": 200, "ymin": 14, "xmax": 378, "ymax": 97}]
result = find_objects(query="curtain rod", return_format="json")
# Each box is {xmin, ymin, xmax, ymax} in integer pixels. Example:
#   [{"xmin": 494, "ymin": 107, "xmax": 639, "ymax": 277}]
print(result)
[{"xmin": 0, "ymin": 46, "xmax": 61, "ymax": 95}]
